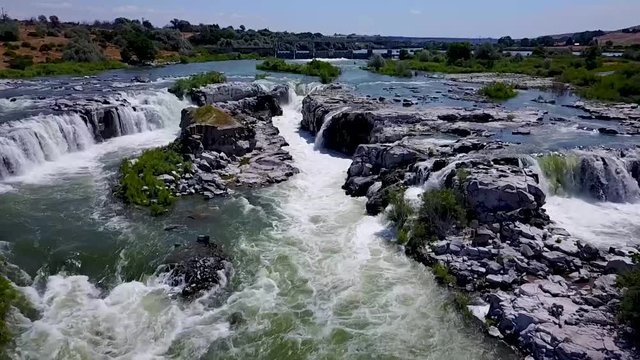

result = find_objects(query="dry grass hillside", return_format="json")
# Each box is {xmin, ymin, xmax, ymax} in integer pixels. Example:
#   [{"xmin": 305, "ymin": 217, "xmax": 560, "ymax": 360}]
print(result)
[{"xmin": 0, "ymin": 24, "xmax": 179, "ymax": 70}]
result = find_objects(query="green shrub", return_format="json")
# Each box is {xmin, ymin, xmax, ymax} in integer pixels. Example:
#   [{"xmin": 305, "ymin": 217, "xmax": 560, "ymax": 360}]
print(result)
[
  {"xmin": 115, "ymin": 147, "xmax": 190, "ymax": 216},
  {"xmin": 433, "ymin": 263, "xmax": 456, "ymax": 285},
  {"xmin": 386, "ymin": 188, "xmax": 413, "ymax": 229},
  {"xmin": 8, "ymin": 55, "xmax": 34, "ymax": 70},
  {"xmin": 168, "ymin": 71, "xmax": 226, "ymax": 99},
  {"xmin": 409, "ymin": 189, "xmax": 466, "ymax": 248},
  {"xmin": 0, "ymin": 275, "xmax": 36, "ymax": 349},
  {"xmin": 256, "ymin": 58, "xmax": 341, "ymax": 83},
  {"xmin": 255, "ymin": 73, "xmax": 268, "ymax": 80},
  {"xmin": 617, "ymin": 256, "xmax": 640, "ymax": 339},
  {"xmin": 5, "ymin": 43, "xmax": 19, "ymax": 51},
  {"xmin": 62, "ymin": 37, "xmax": 106, "ymax": 62},
  {"xmin": 537, "ymin": 154, "xmax": 578, "ymax": 195},
  {"xmin": 0, "ymin": 22, "xmax": 19, "ymax": 42},
  {"xmin": 367, "ymin": 54, "xmax": 386, "ymax": 70},
  {"xmin": 479, "ymin": 82, "xmax": 518, "ymax": 100},
  {"xmin": 456, "ymin": 168, "xmax": 470, "ymax": 183},
  {"xmin": 447, "ymin": 42, "xmax": 472, "ymax": 64},
  {"xmin": 20, "ymin": 41, "xmax": 31, "ymax": 48},
  {"xmin": 39, "ymin": 43, "xmax": 53, "ymax": 52}
]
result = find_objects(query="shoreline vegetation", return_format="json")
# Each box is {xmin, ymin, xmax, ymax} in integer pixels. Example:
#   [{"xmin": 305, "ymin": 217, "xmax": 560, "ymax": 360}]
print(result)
[
  {"xmin": 365, "ymin": 44, "xmax": 640, "ymax": 104},
  {"xmin": 168, "ymin": 70, "xmax": 226, "ymax": 98},
  {"xmin": 256, "ymin": 58, "xmax": 341, "ymax": 83},
  {"xmin": 0, "ymin": 60, "xmax": 126, "ymax": 78}
]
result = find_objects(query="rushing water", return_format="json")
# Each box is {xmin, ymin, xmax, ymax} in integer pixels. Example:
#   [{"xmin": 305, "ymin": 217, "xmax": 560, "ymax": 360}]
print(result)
[{"xmin": 0, "ymin": 59, "xmax": 639, "ymax": 359}]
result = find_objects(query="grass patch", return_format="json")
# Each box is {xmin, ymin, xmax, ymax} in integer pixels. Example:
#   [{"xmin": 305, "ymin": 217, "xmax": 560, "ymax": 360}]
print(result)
[
  {"xmin": 537, "ymin": 154, "xmax": 578, "ymax": 195},
  {"xmin": 0, "ymin": 60, "xmax": 126, "ymax": 79},
  {"xmin": 0, "ymin": 275, "xmax": 36, "ymax": 350},
  {"xmin": 433, "ymin": 263, "xmax": 457, "ymax": 285},
  {"xmin": 192, "ymin": 105, "xmax": 236, "ymax": 127},
  {"xmin": 479, "ymin": 82, "xmax": 518, "ymax": 100},
  {"xmin": 385, "ymin": 188, "xmax": 413, "ymax": 229},
  {"xmin": 256, "ymin": 58, "xmax": 341, "ymax": 84},
  {"xmin": 115, "ymin": 147, "xmax": 191, "ymax": 216},
  {"xmin": 255, "ymin": 73, "xmax": 268, "ymax": 80},
  {"xmin": 168, "ymin": 71, "xmax": 226, "ymax": 99},
  {"xmin": 617, "ymin": 255, "xmax": 640, "ymax": 341},
  {"xmin": 412, "ymin": 189, "xmax": 466, "ymax": 245},
  {"xmin": 456, "ymin": 168, "xmax": 470, "ymax": 183}
]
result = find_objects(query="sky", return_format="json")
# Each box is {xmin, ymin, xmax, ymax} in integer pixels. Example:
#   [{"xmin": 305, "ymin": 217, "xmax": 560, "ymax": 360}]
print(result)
[{"xmin": 4, "ymin": 0, "xmax": 640, "ymax": 38}]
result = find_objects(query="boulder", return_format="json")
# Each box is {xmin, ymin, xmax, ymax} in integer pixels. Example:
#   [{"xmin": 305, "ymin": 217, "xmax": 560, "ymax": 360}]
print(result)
[{"xmin": 162, "ymin": 236, "xmax": 232, "ymax": 298}]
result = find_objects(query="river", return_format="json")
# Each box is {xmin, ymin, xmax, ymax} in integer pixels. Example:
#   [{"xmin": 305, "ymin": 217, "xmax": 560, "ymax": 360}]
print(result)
[{"xmin": 0, "ymin": 59, "xmax": 638, "ymax": 359}]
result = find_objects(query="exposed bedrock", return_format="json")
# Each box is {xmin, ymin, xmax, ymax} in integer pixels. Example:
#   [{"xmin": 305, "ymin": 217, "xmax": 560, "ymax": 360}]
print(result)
[{"xmin": 301, "ymin": 86, "xmax": 640, "ymax": 360}]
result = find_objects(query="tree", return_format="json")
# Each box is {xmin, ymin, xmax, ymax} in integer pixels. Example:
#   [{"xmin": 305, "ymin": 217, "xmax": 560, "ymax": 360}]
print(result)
[
  {"xmin": 531, "ymin": 45, "xmax": 546, "ymax": 57},
  {"xmin": 583, "ymin": 44, "xmax": 602, "ymax": 70},
  {"xmin": 49, "ymin": 15, "xmax": 60, "ymax": 27},
  {"xmin": 399, "ymin": 49, "xmax": 412, "ymax": 60},
  {"xmin": 0, "ymin": 21, "xmax": 19, "ymax": 41},
  {"xmin": 446, "ymin": 42, "xmax": 472, "ymax": 64},
  {"xmin": 239, "ymin": 25, "xmax": 246, "ymax": 32},
  {"xmin": 121, "ymin": 31, "xmax": 158, "ymax": 64},
  {"xmin": 605, "ymin": 40, "xmax": 614, "ymax": 48},
  {"xmin": 142, "ymin": 19, "xmax": 154, "ymax": 30},
  {"xmin": 497, "ymin": 36, "xmax": 514, "ymax": 47},
  {"xmin": 519, "ymin": 38, "xmax": 531, "ymax": 47},
  {"xmin": 417, "ymin": 50, "xmax": 431, "ymax": 62},
  {"xmin": 62, "ymin": 37, "xmax": 106, "ymax": 62},
  {"xmin": 368, "ymin": 54, "xmax": 385, "ymax": 70},
  {"xmin": 38, "ymin": 15, "xmax": 48, "ymax": 23},
  {"xmin": 475, "ymin": 43, "xmax": 500, "ymax": 61}
]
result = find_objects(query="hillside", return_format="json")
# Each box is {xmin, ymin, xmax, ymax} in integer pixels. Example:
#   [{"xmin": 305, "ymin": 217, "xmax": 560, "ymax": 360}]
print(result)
[{"xmin": 0, "ymin": 24, "xmax": 181, "ymax": 70}]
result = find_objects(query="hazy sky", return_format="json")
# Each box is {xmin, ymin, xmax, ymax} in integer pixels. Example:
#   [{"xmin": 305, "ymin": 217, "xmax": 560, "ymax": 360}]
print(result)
[{"xmin": 5, "ymin": 0, "xmax": 640, "ymax": 38}]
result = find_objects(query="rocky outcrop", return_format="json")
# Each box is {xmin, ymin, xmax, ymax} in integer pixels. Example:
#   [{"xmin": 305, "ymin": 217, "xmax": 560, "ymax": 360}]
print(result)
[
  {"xmin": 53, "ymin": 98, "xmax": 158, "ymax": 142},
  {"xmin": 162, "ymin": 235, "xmax": 231, "ymax": 298},
  {"xmin": 302, "ymin": 86, "xmax": 544, "ymax": 156},
  {"xmin": 302, "ymin": 87, "xmax": 639, "ymax": 360},
  {"xmin": 164, "ymin": 84, "xmax": 298, "ymax": 200}
]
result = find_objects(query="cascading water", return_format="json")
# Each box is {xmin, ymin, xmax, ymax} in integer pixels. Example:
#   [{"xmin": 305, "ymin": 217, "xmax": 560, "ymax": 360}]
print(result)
[
  {"xmin": 0, "ymin": 90, "xmax": 186, "ymax": 181},
  {"xmin": 313, "ymin": 106, "xmax": 348, "ymax": 149},
  {"xmin": 10, "ymin": 88, "xmax": 514, "ymax": 359},
  {"xmin": 0, "ymin": 113, "xmax": 94, "ymax": 178},
  {"xmin": 533, "ymin": 151, "xmax": 640, "ymax": 249}
]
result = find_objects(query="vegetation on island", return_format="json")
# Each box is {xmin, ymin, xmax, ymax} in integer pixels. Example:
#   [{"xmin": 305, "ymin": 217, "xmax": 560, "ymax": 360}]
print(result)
[
  {"xmin": 115, "ymin": 147, "xmax": 191, "ymax": 216},
  {"xmin": 365, "ymin": 42, "xmax": 640, "ymax": 104},
  {"xmin": 190, "ymin": 105, "xmax": 237, "ymax": 126},
  {"xmin": 387, "ymin": 187, "xmax": 467, "ymax": 251},
  {"xmin": 256, "ymin": 58, "xmax": 341, "ymax": 83},
  {"xmin": 478, "ymin": 82, "xmax": 518, "ymax": 100},
  {"xmin": 168, "ymin": 71, "xmax": 226, "ymax": 99}
]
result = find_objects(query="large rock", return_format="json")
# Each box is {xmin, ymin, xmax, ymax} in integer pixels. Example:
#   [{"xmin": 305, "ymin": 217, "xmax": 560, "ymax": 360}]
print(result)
[
  {"xmin": 162, "ymin": 235, "xmax": 232, "ymax": 298},
  {"xmin": 191, "ymin": 82, "xmax": 267, "ymax": 106},
  {"xmin": 181, "ymin": 106, "xmax": 256, "ymax": 157}
]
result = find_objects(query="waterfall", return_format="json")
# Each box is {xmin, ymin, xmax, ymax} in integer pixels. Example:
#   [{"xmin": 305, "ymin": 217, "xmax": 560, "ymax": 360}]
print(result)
[
  {"xmin": 0, "ymin": 90, "xmax": 187, "ymax": 180},
  {"xmin": 0, "ymin": 113, "xmax": 95, "ymax": 178},
  {"xmin": 534, "ymin": 151, "xmax": 640, "ymax": 203},
  {"xmin": 314, "ymin": 106, "xmax": 348, "ymax": 149}
]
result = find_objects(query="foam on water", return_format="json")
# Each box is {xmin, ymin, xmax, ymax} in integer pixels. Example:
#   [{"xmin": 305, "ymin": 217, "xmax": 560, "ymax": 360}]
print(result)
[
  {"xmin": 545, "ymin": 196, "xmax": 640, "ymax": 249},
  {"xmin": 11, "ymin": 87, "xmax": 511, "ymax": 359},
  {"xmin": 1, "ymin": 89, "xmax": 187, "ymax": 184}
]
